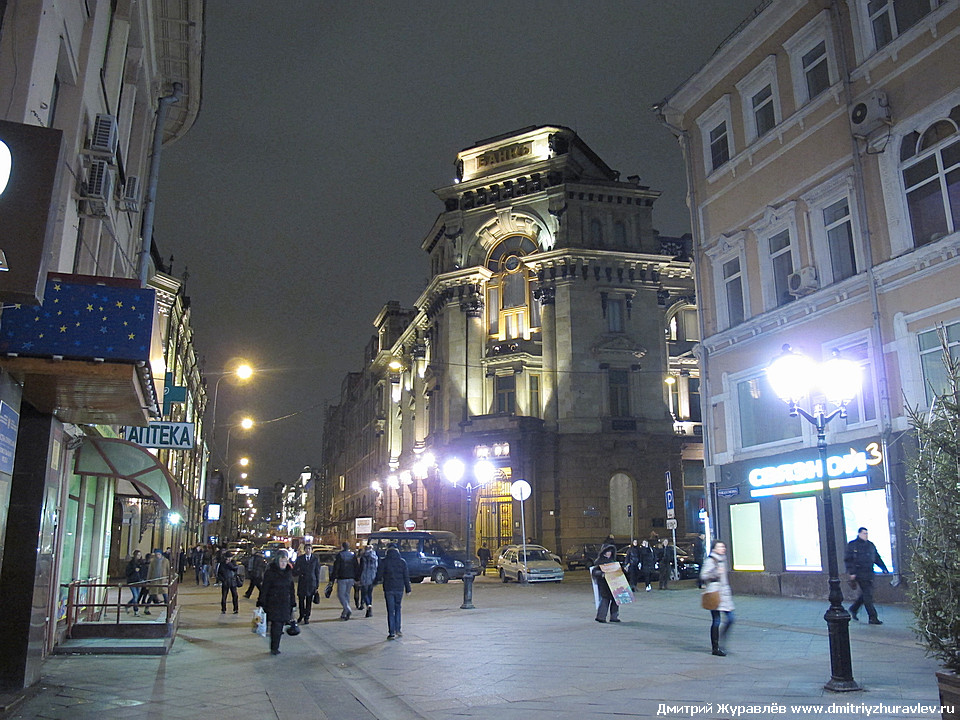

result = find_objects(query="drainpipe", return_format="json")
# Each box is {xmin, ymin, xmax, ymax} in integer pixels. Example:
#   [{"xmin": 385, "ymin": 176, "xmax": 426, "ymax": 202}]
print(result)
[
  {"xmin": 138, "ymin": 82, "xmax": 182, "ymax": 286},
  {"xmin": 829, "ymin": 1, "xmax": 899, "ymax": 581},
  {"xmin": 655, "ymin": 104, "xmax": 716, "ymax": 541}
]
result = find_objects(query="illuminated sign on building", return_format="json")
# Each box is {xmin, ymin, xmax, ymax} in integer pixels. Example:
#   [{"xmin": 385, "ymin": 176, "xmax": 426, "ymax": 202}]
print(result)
[
  {"xmin": 476, "ymin": 142, "xmax": 532, "ymax": 170},
  {"xmin": 123, "ymin": 422, "xmax": 195, "ymax": 449},
  {"xmin": 746, "ymin": 441, "xmax": 882, "ymax": 498}
]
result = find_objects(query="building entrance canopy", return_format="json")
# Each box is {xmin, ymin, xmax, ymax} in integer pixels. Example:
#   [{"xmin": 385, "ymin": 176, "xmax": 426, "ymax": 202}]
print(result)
[{"xmin": 74, "ymin": 436, "xmax": 183, "ymax": 512}]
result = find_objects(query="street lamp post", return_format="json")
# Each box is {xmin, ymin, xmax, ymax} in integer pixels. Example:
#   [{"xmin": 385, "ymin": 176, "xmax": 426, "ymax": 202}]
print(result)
[
  {"xmin": 768, "ymin": 345, "xmax": 862, "ymax": 693},
  {"xmin": 442, "ymin": 457, "xmax": 494, "ymax": 609},
  {"xmin": 208, "ymin": 363, "xmax": 253, "ymax": 463}
]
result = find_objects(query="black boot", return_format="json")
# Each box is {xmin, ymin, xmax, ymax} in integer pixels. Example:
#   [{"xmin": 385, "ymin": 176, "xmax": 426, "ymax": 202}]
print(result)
[
  {"xmin": 365, "ymin": 607, "xmax": 372, "ymax": 618},
  {"xmin": 711, "ymin": 626, "xmax": 725, "ymax": 656}
]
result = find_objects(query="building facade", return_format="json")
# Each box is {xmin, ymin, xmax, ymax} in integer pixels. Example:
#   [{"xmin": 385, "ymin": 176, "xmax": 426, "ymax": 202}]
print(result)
[
  {"xmin": 658, "ymin": 0, "xmax": 959, "ymax": 599},
  {"xmin": 0, "ymin": 0, "xmax": 204, "ymax": 688},
  {"xmin": 321, "ymin": 126, "xmax": 702, "ymax": 560}
]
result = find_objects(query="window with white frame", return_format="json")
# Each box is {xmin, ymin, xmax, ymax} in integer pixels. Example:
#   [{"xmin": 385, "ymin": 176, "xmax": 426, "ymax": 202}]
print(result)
[
  {"xmin": 737, "ymin": 372, "xmax": 802, "ymax": 448},
  {"xmin": 735, "ymin": 56, "xmax": 781, "ymax": 144},
  {"xmin": 833, "ymin": 340, "xmax": 877, "ymax": 425},
  {"xmin": 899, "ymin": 109, "xmax": 960, "ymax": 248},
  {"xmin": 783, "ymin": 10, "xmax": 837, "ymax": 107},
  {"xmin": 696, "ymin": 95, "xmax": 734, "ymax": 174},
  {"xmin": 918, "ymin": 321, "xmax": 960, "ymax": 406},
  {"xmin": 866, "ymin": 0, "xmax": 937, "ymax": 51},
  {"xmin": 768, "ymin": 229, "xmax": 796, "ymax": 307},
  {"xmin": 823, "ymin": 198, "xmax": 858, "ymax": 282},
  {"xmin": 722, "ymin": 256, "xmax": 746, "ymax": 328}
]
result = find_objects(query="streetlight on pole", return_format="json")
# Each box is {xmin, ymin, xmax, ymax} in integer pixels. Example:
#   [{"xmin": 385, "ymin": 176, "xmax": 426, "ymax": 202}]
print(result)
[
  {"xmin": 208, "ymin": 362, "xmax": 254, "ymax": 463},
  {"xmin": 767, "ymin": 344, "xmax": 862, "ymax": 693},
  {"xmin": 443, "ymin": 456, "xmax": 494, "ymax": 610}
]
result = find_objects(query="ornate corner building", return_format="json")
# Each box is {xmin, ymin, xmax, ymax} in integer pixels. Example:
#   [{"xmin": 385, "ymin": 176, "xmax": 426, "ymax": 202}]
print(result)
[{"xmin": 321, "ymin": 126, "xmax": 701, "ymax": 557}]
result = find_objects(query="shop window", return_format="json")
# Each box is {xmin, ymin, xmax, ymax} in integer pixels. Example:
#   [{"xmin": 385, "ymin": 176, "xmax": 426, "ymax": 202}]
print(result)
[
  {"xmin": 841, "ymin": 488, "xmax": 895, "ymax": 572},
  {"xmin": 781, "ymin": 496, "xmax": 822, "ymax": 571},
  {"xmin": 918, "ymin": 321, "xmax": 960, "ymax": 405},
  {"xmin": 737, "ymin": 373, "xmax": 802, "ymax": 448},
  {"xmin": 729, "ymin": 502, "xmax": 764, "ymax": 571}
]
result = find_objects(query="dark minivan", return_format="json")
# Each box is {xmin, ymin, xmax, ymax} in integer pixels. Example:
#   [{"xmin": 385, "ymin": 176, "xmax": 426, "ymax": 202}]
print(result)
[{"xmin": 365, "ymin": 530, "xmax": 468, "ymax": 583}]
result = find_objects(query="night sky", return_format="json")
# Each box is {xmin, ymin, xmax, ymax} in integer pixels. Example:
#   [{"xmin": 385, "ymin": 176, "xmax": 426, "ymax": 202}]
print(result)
[{"xmin": 153, "ymin": 1, "xmax": 758, "ymax": 489}]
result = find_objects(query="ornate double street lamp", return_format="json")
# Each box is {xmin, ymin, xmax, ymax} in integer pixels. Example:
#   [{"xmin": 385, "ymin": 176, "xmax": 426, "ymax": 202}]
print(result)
[
  {"xmin": 442, "ymin": 456, "xmax": 495, "ymax": 610},
  {"xmin": 767, "ymin": 344, "xmax": 862, "ymax": 692}
]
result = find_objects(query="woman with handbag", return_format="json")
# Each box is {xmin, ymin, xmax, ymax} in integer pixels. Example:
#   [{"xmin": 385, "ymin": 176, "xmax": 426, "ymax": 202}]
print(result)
[
  {"xmin": 699, "ymin": 540, "xmax": 734, "ymax": 657},
  {"xmin": 257, "ymin": 550, "xmax": 296, "ymax": 655}
]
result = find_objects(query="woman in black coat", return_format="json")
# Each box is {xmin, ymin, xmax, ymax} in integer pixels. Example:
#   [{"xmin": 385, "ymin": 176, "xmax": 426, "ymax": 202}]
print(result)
[
  {"xmin": 257, "ymin": 550, "xmax": 296, "ymax": 655},
  {"xmin": 639, "ymin": 540, "xmax": 657, "ymax": 592}
]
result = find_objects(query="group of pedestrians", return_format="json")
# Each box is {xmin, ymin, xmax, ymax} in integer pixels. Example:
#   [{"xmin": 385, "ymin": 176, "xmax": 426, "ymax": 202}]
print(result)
[
  {"xmin": 122, "ymin": 548, "xmax": 171, "ymax": 616},
  {"xmin": 591, "ymin": 526, "xmax": 890, "ymax": 658},
  {"xmin": 325, "ymin": 541, "xmax": 411, "ymax": 638}
]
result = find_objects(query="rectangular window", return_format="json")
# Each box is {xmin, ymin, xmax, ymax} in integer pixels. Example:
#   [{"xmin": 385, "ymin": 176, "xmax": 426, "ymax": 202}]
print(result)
[
  {"xmin": 729, "ymin": 502, "xmax": 764, "ymax": 571},
  {"xmin": 723, "ymin": 257, "xmax": 745, "ymax": 327},
  {"xmin": 902, "ymin": 139, "xmax": 960, "ymax": 247},
  {"xmin": 824, "ymin": 198, "xmax": 857, "ymax": 282},
  {"xmin": 608, "ymin": 369, "xmax": 630, "ymax": 417},
  {"xmin": 752, "ymin": 85, "xmax": 776, "ymax": 138},
  {"xmin": 607, "ymin": 298, "xmax": 625, "ymax": 333},
  {"xmin": 802, "ymin": 41, "xmax": 830, "ymax": 100},
  {"xmin": 528, "ymin": 374, "xmax": 541, "ymax": 418},
  {"xmin": 869, "ymin": 0, "xmax": 934, "ymax": 49},
  {"xmin": 918, "ymin": 322, "xmax": 960, "ymax": 405},
  {"xmin": 689, "ymin": 377, "xmax": 702, "ymax": 423},
  {"xmin": 709, "ymin": 121, "xmax": 730, "ymax": 171},
  {"xmin": 841, "ymin": 489, "xmax": 895, "ymax": 572},
  {"xmin": 738, "ymin": 375, "xmax": 802, "ymax": 447},
  {"xmin": 781, "ymin": 496, "xmax": 822, "ymax": 571},
  {"xmin": 769, "ymin": 230, "xmax": 795, "ymax": 307},
  {"xmin": 487, "ymin": 287, "xmax": 499, "ymax": 336},
  {"xmin": 495, "ymin": 374, "xmax": 516, "ymax": 415}
]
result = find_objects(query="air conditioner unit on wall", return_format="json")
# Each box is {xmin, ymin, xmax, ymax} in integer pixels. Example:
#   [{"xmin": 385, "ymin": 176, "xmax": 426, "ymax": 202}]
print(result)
[
  {"xmin": 850, "ymin": 90, "xmax": 891, "ymax": 137},
  {"xmin": 86, "ymin": 114, "xmax": 118, "ymax": 161},
  {"xmin": 82, "ymin": 159, "xmax": 113, "ymax": 216},
  {"xmin": 119, "ymin": 175, "xmax": 140, "ymax": 212},
  {"xmin": 788, "ymin": 266, "xmax": 819, "ymax": 296}
]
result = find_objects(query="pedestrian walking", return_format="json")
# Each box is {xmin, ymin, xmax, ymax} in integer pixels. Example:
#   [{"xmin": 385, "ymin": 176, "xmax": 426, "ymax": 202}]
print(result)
[
  {"xmin": 699, "ymin": 540, "xmax": 734, "ymax": 656},
  {"xmin": 124, "ymin": 549, "xmax": 146, "ymax": 615},
  {"xmin": 143, "ymin": 548, "xmax": 171, "ymax": 615},
  {"xmin": 639, "ymin": 539, "xmax": 656, "ymax": 592},
  {"xmin": 374, "ymin": 545, "xmax": 412, "ymax": 639},
  {"xmin": 257, "ymin": 550, "xmax": 296, "ymax": 656},
  {"xmin": 591, "ymin": 544, "xmax": 621, "ymax": 623},
  {"xmin": 177, "ymin": 546, "xmax": 187, "ymax": 583},
  {"xmin": 200, "ymin": 545, "xmax": 212, "ymax": 587},
  {"xmin": 358, "ymin": 543, "xmax": 379, "ymax": 617},
  {"xmin": 217, "ymin": 552, "xmax": 241, "ymax": 614},
  {"xmin": 331, "ymin": 541, "xmax": 359, "ymax": 620},
  {"xmin": 293, "ymin": 545, "xmax": 321, "ymax": 624},
  {"xmin": 477, "ymin": 543, "xmax": 492, "ymax": 576},
  {"xmin": 244, "ymin": 550, "xmax": 267, "ymax": 599},
  {"xmin": 844, "ymin": 526, "xmax": 889, "ymax": 625},
  {"xmin": 191, "ymin": 545, "xmax": 203, "ymax": 585},
  {"xmin": 624, "ymin": 540, "xmax": 641, "ymax": 592},
  {"xmin": 657, "ymin": 538, "xmax": 676, "ymax": 590}
]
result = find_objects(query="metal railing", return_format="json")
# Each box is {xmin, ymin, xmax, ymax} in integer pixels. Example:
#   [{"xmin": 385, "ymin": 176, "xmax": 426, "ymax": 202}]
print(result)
[{"xmin": 61, "ymin": 575, "xmax": 179, "ymax": 637}]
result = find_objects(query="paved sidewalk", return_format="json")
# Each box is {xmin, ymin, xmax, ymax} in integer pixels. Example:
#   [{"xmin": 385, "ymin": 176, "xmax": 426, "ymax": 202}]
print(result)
[{"xmin": 1, "ymin": 574, "xmax": 944, "ymax": 719}]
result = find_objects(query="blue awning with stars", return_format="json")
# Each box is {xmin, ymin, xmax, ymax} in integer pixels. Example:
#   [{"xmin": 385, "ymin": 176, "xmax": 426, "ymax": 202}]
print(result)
[{"xmin": 0, "ymin": 274, "xmax": 155, "ymax": 363}]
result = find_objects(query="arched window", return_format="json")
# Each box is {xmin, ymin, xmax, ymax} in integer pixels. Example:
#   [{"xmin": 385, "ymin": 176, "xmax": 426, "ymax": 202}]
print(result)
[
  {"xmin": 485, "ymin": 235, "xmax": 540, "ymax": 340},
  {"xmin": 900, "ymin": 110, "xmax": 960, "ymax": 247}
]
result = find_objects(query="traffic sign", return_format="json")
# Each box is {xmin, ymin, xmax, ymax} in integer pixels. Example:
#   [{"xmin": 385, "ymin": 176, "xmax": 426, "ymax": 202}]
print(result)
[
  {"xmin": 666, "ymin": 518, "xmax": 678, "ymax": 530},
  {"xmin": 665, "ymin": 489, "xmax": 675, "ymax": 519},
  {"xmin": 403, "ymin": 519, "xmax": 417, "ymax": 531}
]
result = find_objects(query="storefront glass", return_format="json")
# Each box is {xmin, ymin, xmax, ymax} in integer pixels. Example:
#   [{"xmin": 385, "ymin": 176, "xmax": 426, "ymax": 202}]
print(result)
[
  {"xmin": 729, "ymin": 502, "xmax": 764, "ymax": 570},
  {"xmin": 841, "ymin": 488, "xmax": 895, "ymax": 572},
  {"xmin": 780, "ymin": 496, "xmax": 822, "ymax": 570}
]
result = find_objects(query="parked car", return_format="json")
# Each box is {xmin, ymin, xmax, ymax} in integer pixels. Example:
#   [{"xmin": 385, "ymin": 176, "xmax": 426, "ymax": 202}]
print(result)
[
  {"xmin": 497, "ymin": 545, "xmax": 564, "ymax": 583},
  {"xmin": 563, "ymin": 543, "xmax": 602, "ymax": 570}
]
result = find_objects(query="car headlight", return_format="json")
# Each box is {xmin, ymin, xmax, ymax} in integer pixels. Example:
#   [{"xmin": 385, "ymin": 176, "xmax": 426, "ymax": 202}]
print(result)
[{"xmin": 454, "ymin": 560, "xmax": 464, "ymax": 567}]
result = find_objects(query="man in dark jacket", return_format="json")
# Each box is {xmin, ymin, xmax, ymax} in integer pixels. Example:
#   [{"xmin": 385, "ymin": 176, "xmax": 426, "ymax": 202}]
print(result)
[
  {"xmin": 657, "ymin": 539, "xmax": 676, "ymax": 590},
  {"xmin": 374, "ymin": 545, "xmax": 412, "ymax": 639},
  {"xmin": 844, "ymin": 527, "xmax": 889, "ymax": 624},
  {"xmin": 244, "ymin": 550, "xmax": 267, "ymax": 599},
  {"xmin": 293, "ymin": 545, "xmax": 322, "ymax": 624},
  {"xmin": 331, "ymin": 542, "xmax": 360, "ymax": 620},
  {"xmin": 257, "ymin": 550, "xmax": 296, "ymax": 655},
  {"xmin": 217, "ymin": 552, "xmax": 241, "ymax": 614},
  {"xmin": 624, "ymin": 540, "xmax": 642, "ymax": 592}
]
